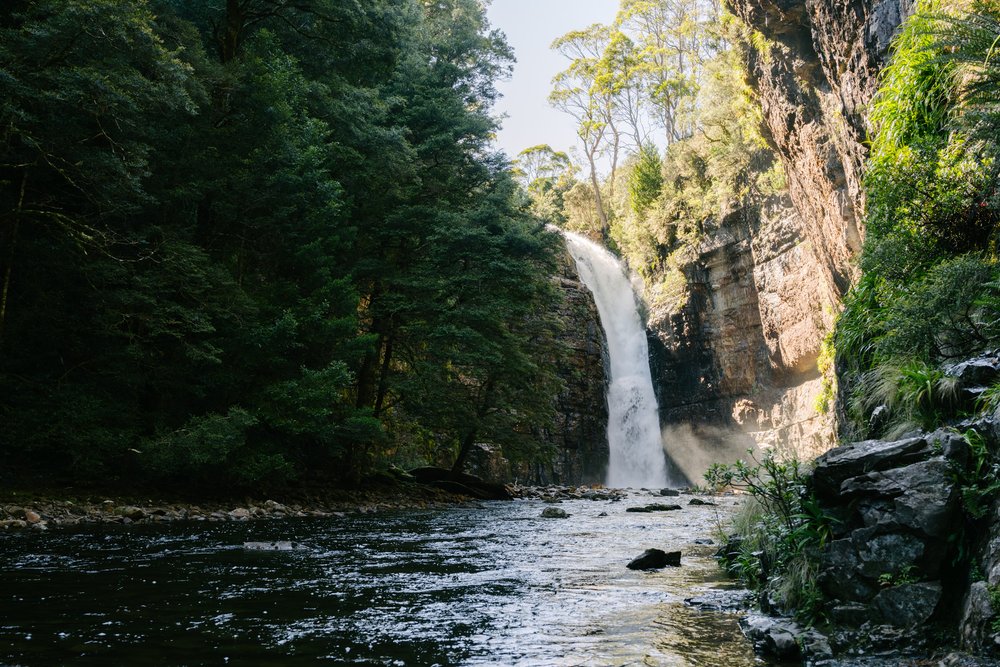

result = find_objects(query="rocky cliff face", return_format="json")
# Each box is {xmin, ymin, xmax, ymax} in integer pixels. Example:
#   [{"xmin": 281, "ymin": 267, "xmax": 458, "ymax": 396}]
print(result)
[
  {"xmin": 648, "ymin": 0, "xmax": 913, "ymax": 466},
  {"xmin": 538, "ymin": 248, "xmax": 610, "ymax": 485},
  {"xmin": 650, "ymin": 197, "xmax": 837, "ymax": 477}
]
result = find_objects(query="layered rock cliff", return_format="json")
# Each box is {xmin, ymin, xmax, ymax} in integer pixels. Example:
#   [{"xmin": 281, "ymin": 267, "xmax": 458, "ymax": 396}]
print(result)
[
  {"xmin": 538, "ymin": 249, "xmax": 610, "ymax": 485},
  {"xmin": 648, "ymin": 0, "xmax": 914, "ymax": 466}
]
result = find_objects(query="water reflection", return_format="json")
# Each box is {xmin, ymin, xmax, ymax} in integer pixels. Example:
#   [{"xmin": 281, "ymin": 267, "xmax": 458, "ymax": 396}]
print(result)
[{"xmin": 0, "ymin": 495, "xmax": 765, "ymax": 665}]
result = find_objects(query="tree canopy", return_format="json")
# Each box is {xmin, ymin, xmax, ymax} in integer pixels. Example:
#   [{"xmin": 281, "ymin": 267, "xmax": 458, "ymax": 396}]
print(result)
[{"xmin": 0, "ymin": 0, "xmax": 566, "ymax": 491}]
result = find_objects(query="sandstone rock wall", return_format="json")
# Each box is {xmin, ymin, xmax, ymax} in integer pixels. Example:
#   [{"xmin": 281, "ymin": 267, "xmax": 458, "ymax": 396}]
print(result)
[{"xmin": 649, "ymin": 197, "xmax": 836, "ymax": 476}]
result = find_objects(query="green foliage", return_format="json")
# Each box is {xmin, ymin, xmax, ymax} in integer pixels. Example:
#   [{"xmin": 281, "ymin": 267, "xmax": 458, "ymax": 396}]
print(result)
[
  {"xmin": 628, "ymin": 143, "xmax": 664, "ymax": 214},
  {"xmin": 143, "ymin": 408, "xmax": 296, "ymax": 489},
  {"xmin": 0, "ymin": 0, "xmax": 567, "ymax": 491},
  {"xmin": 837, "ymin": 0, "xmax": 1000, "ymax": 435},
  {"xmin": 956, "ymin": 428, "xmax": 1000, "ymax": 521},
  {"xmin": 814, "ymin": 330, "xmax": 837, "ymax": 414},
  {"xmin": 989, "ymin": 584, "xmax": 1000, "ymax": 634},
  {"xmin": 979, "ymin": 380, "xmax": 1000, "ymax": 420},
  {"xmin": 849, "ymin": 359, "xmax": 960, "ymax": 438},
  {"xmin": 706, "ymin": 450, "xmax": 835, "ymax": 625},
  {"xmin": 878, "ymin": 565, "xmax": 921, "ymax": 587}
]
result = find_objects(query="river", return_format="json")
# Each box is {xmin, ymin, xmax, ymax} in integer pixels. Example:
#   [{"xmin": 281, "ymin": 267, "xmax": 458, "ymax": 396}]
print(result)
[{"xmin": 0, "ymin": 493, "xmax": 764, "ymax": 666}]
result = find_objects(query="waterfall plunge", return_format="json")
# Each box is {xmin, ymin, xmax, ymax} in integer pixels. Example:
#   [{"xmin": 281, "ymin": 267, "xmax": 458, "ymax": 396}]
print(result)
[{"xmin": 563, "ymin": 231, "xmax": 669, "ymax": 489}]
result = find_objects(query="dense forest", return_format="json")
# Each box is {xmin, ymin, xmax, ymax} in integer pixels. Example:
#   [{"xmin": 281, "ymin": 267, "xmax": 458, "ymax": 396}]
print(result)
[{"xmin": 0, "ymin": 0, "xmax": 568, "ymax": 492}]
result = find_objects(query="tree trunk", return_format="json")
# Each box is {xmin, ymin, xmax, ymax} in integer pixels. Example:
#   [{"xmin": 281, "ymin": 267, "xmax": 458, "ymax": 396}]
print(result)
[
  {"xmin": 0, "ymin": 171, "xmax": 26, "ymax": 355},
  {"xmin": 586, "ymin": 152, "xmax": 609, "ymax": 238},
  {"xmin": 355, "ymin": 332, "xmax": 383, "ymax": 410},
  {"xmin": 451, "ymin": 429, "xmax": 478, "ymax": 476},
  {"xmin": 373, "ymin": 334, "xmax": 393, "ymax": 417},
  {"xmin": 220, "ymin": 0, "xmax": 244, "ymax": 63}
]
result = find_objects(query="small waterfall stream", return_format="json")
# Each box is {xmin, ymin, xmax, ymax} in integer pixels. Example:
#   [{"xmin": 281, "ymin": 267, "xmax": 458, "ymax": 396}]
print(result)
[{"xmin": 563, "ymin": 231, "xmax": 670, "ymax": 489}]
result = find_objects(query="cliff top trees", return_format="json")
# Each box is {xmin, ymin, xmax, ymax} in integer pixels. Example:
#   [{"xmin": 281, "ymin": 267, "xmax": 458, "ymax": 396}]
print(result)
[{"xmin": 542, "ymin": 0, "xmax": 771, "ymax": 304}]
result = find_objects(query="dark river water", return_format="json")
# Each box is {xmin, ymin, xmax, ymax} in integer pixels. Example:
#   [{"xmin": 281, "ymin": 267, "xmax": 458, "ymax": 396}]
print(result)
[{"xmin": 0, "ymin": 493, "xmax": 765, "ymax": 666}]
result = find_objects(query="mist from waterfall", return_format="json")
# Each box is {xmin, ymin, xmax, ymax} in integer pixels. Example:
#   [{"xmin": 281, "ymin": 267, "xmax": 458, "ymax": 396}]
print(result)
[{"xmin": 562, "ymin": 231, "xmax": 670, "ymax": 489}]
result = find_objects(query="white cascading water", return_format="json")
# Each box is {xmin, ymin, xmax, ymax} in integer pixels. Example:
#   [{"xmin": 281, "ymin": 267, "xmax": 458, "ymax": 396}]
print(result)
[{"xmin": 562, "ymin": 231, "xmax": 668, "ymax": 488}]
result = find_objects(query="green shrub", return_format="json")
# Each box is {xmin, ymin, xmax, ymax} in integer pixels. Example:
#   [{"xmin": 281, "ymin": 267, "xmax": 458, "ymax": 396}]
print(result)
[
  {"xmin": 706, "ymin": 450, "xmax": 835, "ymax": 625},
  {"xmin": 143, "ymin": 407, "xmax": 293, "ymax": 489}
]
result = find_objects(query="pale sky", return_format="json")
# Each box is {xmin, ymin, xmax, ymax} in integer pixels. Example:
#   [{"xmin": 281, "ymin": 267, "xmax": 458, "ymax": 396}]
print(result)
[{"xmin": 486, "ymin": 0, "xmax": 618, "ymax": 164}]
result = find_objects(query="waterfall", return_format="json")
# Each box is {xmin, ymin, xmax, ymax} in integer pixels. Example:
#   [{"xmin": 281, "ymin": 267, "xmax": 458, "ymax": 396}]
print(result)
[{"xmin": 562, "ymin": 231, "xmax": 669, "ymax": 489}]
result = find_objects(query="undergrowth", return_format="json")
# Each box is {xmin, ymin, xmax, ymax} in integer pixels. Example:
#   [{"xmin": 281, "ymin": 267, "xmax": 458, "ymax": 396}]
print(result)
[{"xmin": 706, "ymin": 450, "xmax": 835, "ymax": 626}]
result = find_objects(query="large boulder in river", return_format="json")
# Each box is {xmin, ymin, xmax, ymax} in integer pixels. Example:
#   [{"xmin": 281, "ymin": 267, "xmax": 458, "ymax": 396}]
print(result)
[
  {"xmin": 541, "ymin": 507, "xmax": 568, "ymax": 518},
  {"xmin": 626, "ymin": 503, "xmax": 682, "ymax": 513},
  {"xmin": 627, "ymin": 548, "xmax": 680, "ymax": 570}
]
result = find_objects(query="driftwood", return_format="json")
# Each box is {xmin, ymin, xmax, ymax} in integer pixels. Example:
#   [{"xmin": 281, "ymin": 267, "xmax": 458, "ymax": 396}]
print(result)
[{"xmin": 407, "ymin": 466, "xmax": 512, "ymax": 500}]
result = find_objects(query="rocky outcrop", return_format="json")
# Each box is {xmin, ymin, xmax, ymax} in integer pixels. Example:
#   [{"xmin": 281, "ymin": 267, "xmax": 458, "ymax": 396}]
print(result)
[
  {"xmin": 647, "ymin": 0, "xmax": 914, "ymax": 468},
  {"xmin": 725, "ymin": 351, "xmax": 1000, "ymax": 662},
  {"xmin": 648, "ymin": 197, "xmax": 836, "ymax": 478},
  {"xmin": 729, "ymin": 0, "xmax": 914, "ymax": 295}
]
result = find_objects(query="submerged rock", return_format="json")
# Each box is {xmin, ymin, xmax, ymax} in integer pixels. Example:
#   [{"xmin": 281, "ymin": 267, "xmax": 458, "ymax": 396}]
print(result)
[
  {"xmin": 685, "ymin": 588, "xmax": 752, "ymax": 612},
  {"xmin": 688, "ymin": 498, "xmax": 715, "ymax": 506},
  {"xmin": 626, "ymin": 548, "xmax": 680, "ymax": 570}
]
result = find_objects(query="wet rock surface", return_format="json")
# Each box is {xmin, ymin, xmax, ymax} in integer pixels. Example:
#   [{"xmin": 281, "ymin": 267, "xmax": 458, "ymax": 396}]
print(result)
[
  {"xmin": 627, "ymin": 548, "xmax": 681, "ymax": 570},
  {"xmin": 626, "ymin": 503, "xmax": 683, "ymax": 513},
  {"xmin": 0, "ymin": 483, "xmax": 468, "ymax": 531}
]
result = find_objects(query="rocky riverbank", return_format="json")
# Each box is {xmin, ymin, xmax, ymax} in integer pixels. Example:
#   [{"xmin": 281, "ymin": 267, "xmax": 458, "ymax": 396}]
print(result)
[
  {"xmin": 0, "ymin": 482, "xmax": 471, "ymax": 531},
  {"xmin": 0, "ymin": 481, "xmax": 731, "ymax": 531}
]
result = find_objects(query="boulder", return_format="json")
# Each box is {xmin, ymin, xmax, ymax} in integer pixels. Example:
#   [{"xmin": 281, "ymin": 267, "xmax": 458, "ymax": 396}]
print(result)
[
  {"xmin": 540, "ymin": 507, "xmax": 568, "ymax": 518},
  {"xmin": 626, "ymin": 503, "xmax": 682, "ymax": 513},
  {"xmin": 23, "ymin": 510, "xmax": 41, "ymax": 524},
  {"xmin": 688, "ymin": 498, "xmax": 715, "ymax": 506},
  {"xmin": 945, "ymin": 352, "xmax": 1000, "ymax": 389},
  {"xmin": 839, "ymin": 458, "xmax": 958, "ymax": 539},
  {"xmin": 853, "ymin": 530, "xmax": 926, "ymax": 580},
  {"xmin": 228, "ymin": 508, "xmax": 251, "ymax": 520},
  {"xmin": 819, "ymin": 538, "xmax": 877, "ymax": 602},
  {"xmin": 627, "ymin": 548, "xmax": 680, "ymax": 569},
  {"xmin": 960, "ymin": 581, "xmax": 997, "ymax": 650},
  {"xmin": 874, "ymin": 581, "xmax": 942, "ymax": 627},
  {"xmin": 739, "ymin": 613, "xmax": 803, "ymax": 659},
  {"xmin": 659, "ymin": 488, "xmax": 680, "ymax": 497},
  {"xmin": 122, "ymin": 506, "xmax": 145, "ymax": 521},
  {"xmin": 812, "ymin": 436, "xmax": 932, "ymax": 497}
]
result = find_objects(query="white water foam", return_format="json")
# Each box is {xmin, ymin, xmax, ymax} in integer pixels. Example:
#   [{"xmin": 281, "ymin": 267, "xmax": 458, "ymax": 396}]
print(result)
[{"xmin": 562, "ymin": 231, "xmax": 668, "ymax": 488}]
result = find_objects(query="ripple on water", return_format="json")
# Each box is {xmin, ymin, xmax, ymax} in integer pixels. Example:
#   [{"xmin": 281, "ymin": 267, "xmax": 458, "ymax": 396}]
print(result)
[{"xmin": 0, "ymin": 496, "xmax": 767, "ymax": 665}]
